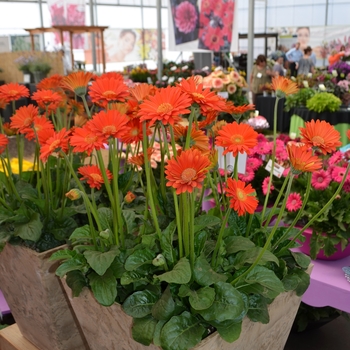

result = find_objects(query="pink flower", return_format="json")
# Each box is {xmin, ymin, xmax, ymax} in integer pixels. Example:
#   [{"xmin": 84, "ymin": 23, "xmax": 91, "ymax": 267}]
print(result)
[
  {"xmin": 311, "ymin": 169, "xmax": 332, "ymax": 190},
  {"xmin": 257, "ymin": 134, "xmax": 268, "ymax": 142},
  {"xmin": 262, "ymin": 177, "xmax": 274, "ymax": 195},
  {"xmin": 331, "ymin": 166, "xmax": 347, "ymax": 183},
  {"xmin": 251, "ymin": 141, "xmax": 272, "ymax": 155},
  {"xmin": 238, "ymin": 170, "xmax": 255, "ymax": 182},
  {"xmin": 328, "ymin": 151, "xmax": 343, "ymax": 166},
  {"xmin": 283, "ymin": 167, "xmax": 290, "ymax": 177},
  {"xmin": 212, "ymin": 78, "xmax": 224, "ymax": 90},
  {"xmin": 286, "ymin": 193, "xmax": 302, "ymax": 212},
  {"xmin": 246, "ymin": 157, "xmax": 262, "ymax": 171},
  {"xmin": 174, "ymin": 1, "xmax": 198, "ymax": 34},
  {"xmin": 343, "ymin": 182, "xmax": 350, "ymax": 193}
]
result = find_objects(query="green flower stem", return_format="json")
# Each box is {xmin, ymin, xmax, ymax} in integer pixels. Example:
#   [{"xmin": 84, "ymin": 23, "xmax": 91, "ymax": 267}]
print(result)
[
  {"xmin": 245, "ymin": 213, "xmax": 254, "ymax": 237},
  {"xmin": 195, "ymin": 185, "xmax": 206, "ymax": 216},
  {"xmin": 234, "ymin": 153, "xmax": 239, "ymax": 180},
  {"xmin": 59, "ymin": 153, "xmax": 72, "ymax": 220},
  {"xmin": 51, "ymin": 111, "xmax": 58, "ymax": 130},
  {"xmin": 232, "ymin": 172, "xmax": 294, "ymax": 285},
  {"xmin": 212, "ymin": 207, "xmax": 232, "ymax": 269},
  {"xmin": 110, "ymin": 138, "xmax": 125, "ymax": 247},
  {"xmin": 81, "ymin": 192, "xmax": 98, "ymax": 248},
  {"xmin": 263, "ymin": 173, "xmax": 289, "ymax": 228},
  {"xmin": 81, "ymin": 95, "xmax": 91, "ymax": 119},
  {"xmin": 224, "ymin": 155, "xmax": 228, "ymax": 184},
  {"xmin": 184, "ymin": 107, "xmax": 196, "ymax": 150},
  {"xmin": 173, "ymin": 190, "xmax": 183, "ymax": 258},
  {"xmin": 56, "ymin": 108, "xmax": 63, "ymax": 130},
  {"xmin": 207, "ymin": 172, "xmax": 223, "ymax": 220},
  {"xmin": 214, "ymin": 169, "xmax": 228, "ymax": 210},
  {"xmin": 39, "ymin": 161, "xmax": 50, "ymax": 218},
  {"xmin": 0, "ymin": 158, "xmax": 20, "ymax": 201},
  {"xmin": 159, "ymin": 127, "xmax": 167, "ymax": 203},
  {"xmin": 282, "ymin": 162, "xmax": 350, "ymax": 253},
  {"xmin": 189, "ymin": 192, "xmax": 195, "ymax": 269},
  {"xmin": 142, "ymin": 122, "xmax": 161, "ymax": 238},
  {"xmin": 181, "ymin": 193, "xmax": 190, "ymax": 257},
  {"xmin": 261, "ymin": 97, "xmax": 280, "ymax": 225},
  {"xmin": 16, "ymin": 134, "xmax": 24, "ymax": 178}
]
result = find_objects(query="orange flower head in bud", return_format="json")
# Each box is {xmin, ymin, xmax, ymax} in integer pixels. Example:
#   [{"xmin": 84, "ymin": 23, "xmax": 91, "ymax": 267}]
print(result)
[
  {"xmin": 124, "ymin": 191, "xmax": 136, "ymax": 204},
  {"xmin": 65, "ymin": 189, "xmax": 81, "ymax": 200}
]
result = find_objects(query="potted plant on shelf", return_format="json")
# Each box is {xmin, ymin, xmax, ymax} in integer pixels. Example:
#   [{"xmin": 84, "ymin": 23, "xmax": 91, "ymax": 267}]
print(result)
[
  {"xmin": 0, "ymin": 75, "xmax": 93, "ymax": 350},
  {"xmin": 41, "ymin": 75, "xmax": 348, "ymax": 350}
]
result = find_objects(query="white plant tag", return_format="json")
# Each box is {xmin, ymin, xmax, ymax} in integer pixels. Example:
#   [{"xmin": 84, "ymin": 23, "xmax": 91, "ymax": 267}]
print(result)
[
  {"xmin": 147, "ymin": 77, "xmax": 153, "ymax": 84},
  {"xmin": 218, "ymin": 91, "xmax": 229, "ymax": 99},
  {"xmin": 168, "ymin": 76, "xmax": 175, "ymax": 84},
  {"xmin": 216, "ymin": 147, "xmax": 247, "ymax": 174},
  {"xmin": 265, "ymin": 159, "xmax": 285, "ymax": 178}
]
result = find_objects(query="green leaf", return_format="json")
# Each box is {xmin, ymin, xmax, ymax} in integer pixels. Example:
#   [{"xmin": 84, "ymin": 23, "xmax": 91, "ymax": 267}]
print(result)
[
  {"xmin": 15, "ymin": 212, "xmax": 42, "ymax": 242},
  {"xmin": 160, "ymin": 221, "xmax": 177, "ymax": 266},
  {"xmin": 198, "ymin": 282, "xmax": 246, "ymax": 322},
  {"xmin": 228, "ymin": 211, "xmax": 247, "ymax": 236},
  {"xmin": 153, "ymin": 320, "xmax": 166, "ymax": 346},
  {"xmin": 194, "ymin": 215, "xmax": 221, "ymax": 233},
  {"xmin": 156, "ymin": 257, "xmax": 191, "ymax": 284},
  {"xmin": 124, "ymin": 248, "xmax": 154, "ymax": 272},
  {"xmin": 69, "ymin": 225, "xmax": 92, "ymax": 242},
  {"xmin": 88, "ymin": 269, "xmax": 117, "ymax": 306},
  {"xmin": 233, "ymin": 247, "xmax": 279, "ymax": 269},
  {"xmin": 282, "ymin": 274, "xmax": 300, "ymax": 291},
  {"xmin": 194, "ymin": 231, "xmax": 207, "ymax": 256},
  {"xmin": 55, "ymin": 258, "xmax": 86, "ymax": 278},
  {"xmin": 50, "ymin": 249, "xmax": 77, "ymax": 261},
  {"xmin": 152, "ymin": 286, "xmax": 175, "ymax": 321},
  {"xmin": 66, "ymin": 270, "xmax": 87, "ymax": 297},
  {"xmin": 188, "ymin": 286, "xmax": 215, "ymax": 311},
  {"xmin": 291, "ymin": 252, "xmax": 311, "ymax": 269},
  {"xmin": 225, "ymin": 236, "xmax": 255, "ymax": 254},
  {"xmin": 247, "ymin": 294, "xmax": 269, "ymax": 323},
  {"xmin": 160, "ymin": 311, "xmax": 205, "ymax": 350},
  {"xmin": 123, "ymin": 290, "xmax": 159, "ymax": 318},
  {"xmin": 142, "ymin": 233, "xmax": 158, "ymax": 249},
  {"xmin": 215, "ymin": 320, "xmax": 242, "ymax": 343},
  {"xmin": 120, "ymin": 271, "xmax": 149, "ymax": 285},
  {"xmin": 294, "ymin": 269, "xmax": 311, "ymax": 296},
  {"xmin": 97, "ymin": 207, "xmax": 113, "ymax": 231},
  {"xmin": 193, "ymin": 255, "xmax": 227, "ymax": 286},
  {"xmin": 118, "ymin": 170, "xmax": 133, "ymax": 192},
  {"xmin": 132, "ymin": 315, "xmax": 158, "ymax": 346},
  {"xmin": 83, "ymin": 246, "xmax": 119, "ymax": 276},
  {"xmin": 122, "ymin": 210, "xmax": 137, "ymax": 234}
]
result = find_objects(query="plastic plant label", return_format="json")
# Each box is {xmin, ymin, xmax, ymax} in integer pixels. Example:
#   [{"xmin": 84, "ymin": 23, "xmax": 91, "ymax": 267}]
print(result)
[
  {"xmin": 265, "ymin": 159, "xmax": 285, "ymax": 178},
  {"xmin": 216, "ymin": 146, "xmax": 247, "ymax": 174},
  {"xmin": 218, "ymin": 91, "xmax": 229, "ymax": 99},
  {"xmin": 147, "ymin": 77, "xmax": 153, "ymax": 84},
  {"xmin": 168, "ymin": 76, "xmax": 175, "ymax": 84}
]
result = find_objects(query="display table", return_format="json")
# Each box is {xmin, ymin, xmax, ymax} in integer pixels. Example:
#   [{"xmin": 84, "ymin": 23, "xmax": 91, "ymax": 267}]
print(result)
[
  {"xmin": 289, "ymin": 107, "xmax": 350, "ymax": 145},
  {"xmin": 0, "ymin": 324, "xmax": 38, "ymax": 350},
  {"xmin": 293, "ymin": 248, "xmax": 350, "ymax": 313}
]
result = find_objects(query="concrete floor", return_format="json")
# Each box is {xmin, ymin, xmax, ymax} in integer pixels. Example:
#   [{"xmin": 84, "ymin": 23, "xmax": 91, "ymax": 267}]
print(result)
[{"xmin": 284, "ymin": 316, "xmax": 350, "ymax": 350}]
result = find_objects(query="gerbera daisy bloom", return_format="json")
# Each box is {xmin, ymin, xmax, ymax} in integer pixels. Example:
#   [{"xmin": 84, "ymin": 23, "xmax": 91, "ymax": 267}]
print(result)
[
  {"xmin": 22, "ymin": 116, "xmax": 54, "ymax": 141},
  {"xmin": 246, "ymin": 157, "xmax": 262, "ymax": 171},
  {"xmin": 173, "ymin": 125, "xmax": 209, "ymax": 154},
  {"xmin": 36, "ymin": 74, "xmax": 63, "ymax": 91},
  {"xmin": 2, "ymin": 122, "xmax": 16, "ymax": 136},
  {"xmin": 286, "ymin": 193, "xmax": 302, "ymax": 212},
  {"xmin": 271, "ymin": 76, "xmax": 299, "ymax": 98},
  {"xmin": 68, "ymin": 99, "xmax": 85, "ymax": 116},
  {"xmin": 197, "ymin": 109, "xmax": 220, "ymax": 129},
  {"xmin": 287, "ymin": 144, "xmax": 322, "ymax": 174},
  {"xmin": 37, "ymin": 128, "xmax": 55, "ymax": 146},
  {"xmin": 215, "ymin": 122, "xmax": 258, "ymax": 156},
  {"xmin": 238, "ymin": 169, "xmax": 255, "ymax": 183},
  {"xmin": 165, "ymin": 148, "xmax": 210, "ymax": 194},
  {"xmin": 211, "ymin": 78, "xmax": 224, "ymax": 90},
  {"xmin": 202, "ymin": 77, "xmax": 213, "ymax": 89},
  {"xmin": 331, "ymin": 166, "xmax": 347, "ymax": 183},
  {"xmin": 299, "ymin": 120, "xmax": 342, "ymax": 155},
  {"xmin": 39, "ymin": 128, "xmax": 70, "ymax": 163},
  {"xmin": 211, "ymin": 120, "xmax": 227, "ymax": 137},
  {"xmin": 0, "ymin": 98, "xmax": 8, "ymax": 110},
  {"xmin": 250, "ymin": 141, "xmax": 272, "ymax": 156},
  {"xmin": 203, "ymin": 26, "xmax": 225, "ymax": 51},
  {"xmin": 262, "ymin": 177, "xmax": 274, "ymax": 195},
  {"xmin": 98, "ymin": 72, "xmax": 124, "ymax": 81},
  {"xmin": 138, "ymin": 86, "xmax": 191, "ymax": 127},
  {"xmin": 128, "ymin": 148, "xmax": 153, "ymax": 167},
  {"xmin": 78, "ymin": 165, "xmax": 112, "ymax": 190},
  {"xmin": 229, "ymin": 71, "xmax": 241, "ymax": 83},
  {"xmin": 311, "ymin": 169, "xmax": 332, "ymax": 190},
  {"xmin": 193, "ymin": 75, "xmax": 203, "ymax": 85},
  {"xmin": 328, "ymin": 151, "xmax": 343, "ymax": 166},
  {"xmin": 178, "ymin": 76, "xmax": 226, "ymax": 113},
  {"xmin": 129, "ymin": 83, "xmax": 157, "ymax": 103},
  {"xmin": 88, "ymin": 77, "xmax": 129, "ymax": 105},
  {"xmin": 70, "ymin": 125, "xmax": 107, "ymax": 155},
  {"xmin": 225, "ymin": 102, "xmax": 255, "ymax": 115},
  {"xmin": 119, "ymin": 118, "xmax": 151, "ymax": 144},
  {"xmin": 225, "ymin": 178, "xmax": 258, "ymax": 216},
  {"xmin": 0, "ymin": 134, "xmax": 9, "ymax": 154},
  {"xmin": 10, "ymin": 105, "xmax": 39, "ymax": 132},
  {"xmin": 227, "ymin": 84, "xmax": 237, "ymax": 95},
  {"xmin": 0, "ymin": 83, "xmax": 29, "ymax": 102},
  {"xmin": 61, "ymin": 71, "xmax": 94, "ymax": 96},
  {"xmin": 31, "ymin": 90, "xmax": 63, "ymax": 109},
  {"xmin": 87, "ymin": 110, "xmax": 129, "ymax": 140}
]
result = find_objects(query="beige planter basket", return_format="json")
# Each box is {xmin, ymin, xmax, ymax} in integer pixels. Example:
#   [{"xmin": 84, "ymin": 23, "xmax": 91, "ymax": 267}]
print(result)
[
  {"xmin": 61, "ymin": 273, "xmax": 310, "ymax": 350},
  {"xmin": 0, "ymin": 244, "xmax": 88, "ymax": 350}
]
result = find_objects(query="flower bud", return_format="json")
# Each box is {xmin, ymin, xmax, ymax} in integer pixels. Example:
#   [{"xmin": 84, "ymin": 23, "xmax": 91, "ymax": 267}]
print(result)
[
  {"xmin": 152, "ymin": 254, "xmax": 166, "ymax": 266},
  {"xmin": 65, "ymin": 189, "xmax": 81, "ymax": 200},
  {"xmin": 99, "ymin": 229, "xmax": 110, "ymax": 240},
  {"xmin": 124, "ymin": 191, "xmax": 136, "ymax": 204}
]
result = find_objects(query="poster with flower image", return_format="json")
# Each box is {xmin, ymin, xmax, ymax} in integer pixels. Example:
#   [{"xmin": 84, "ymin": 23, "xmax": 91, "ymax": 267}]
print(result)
[
  {"xmin": 170, "ymin": 0, "xmax": 199, "ymax": 45},
  {"xmin": 198, "ymin": 0, "xmax": 235, "ymax": 51}
]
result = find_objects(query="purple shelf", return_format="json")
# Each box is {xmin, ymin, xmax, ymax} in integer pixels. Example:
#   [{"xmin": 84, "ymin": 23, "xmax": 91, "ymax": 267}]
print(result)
[{"xmin": 0, "ymin": 290, "xmax": 10, "ymax": 315}]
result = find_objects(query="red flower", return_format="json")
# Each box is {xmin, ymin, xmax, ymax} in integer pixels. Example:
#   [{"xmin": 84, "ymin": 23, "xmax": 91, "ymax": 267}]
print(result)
[
  {"xmin": 0, "ymin": 83, "xmax": 29, "ymax": 102},
  {"xmin": 61, "ymin": 71, "xmax": 94, "ymax": 96},
  {"xmin": 22, "ymin": 116, "xmax": 54, "ymax": 141},
  {"xmin": 31, "ymin": 90, "xmax": 63, "ymax": 110},
  {"xmin": 70, "ymin": 125, "xmax": 107, "ymax": 155},
  {"xmin": 88, "ymin": 78, "xmax": 129, "ymax": 105},
  {"xmin": 119, "ymin": 118, "xmax": 150, "ymax": 145},
  {"xmin": 10, "ymin": 105, "xmax": 39, "ymax": 132},
  {"xmin": 37, "ymin": 74, "xmax": 63, "ymax": 91},
  {"xmin": 287, "ymin": 144, "xmax": 322, "ymax": 174},
  {"xmin": 78, "ymin": 165, "xmax": 112, "ymax": 190},
  {"xmin": 0, "ymin": 134, "xmax": 9, "ymax": 154},
  {"xmin": 286, "ymin": 193, "xmax": 302, "ymax": 212},
  {"xmin": 203, "ymin": 26, "xmax": 225, "ymax": 51},
  {"xmin": 40, "ymin": 128, "xmax": 70, "ymax": 163}
]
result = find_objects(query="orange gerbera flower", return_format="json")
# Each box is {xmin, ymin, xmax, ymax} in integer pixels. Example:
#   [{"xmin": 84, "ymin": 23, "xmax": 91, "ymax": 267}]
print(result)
[
  {"xmin": 215, "ymin": 122, "xmax": 258, "ymax": 156},
  {"xmin": 31, "ymin": 90, "xmax": 63, "ymax": 110},
  {"xmin": 138, "ymin": 86, "xmax": 191, "ymax": 126},
  {"xmin": 0, "ymin": 134, "xmax": 9, "ymax": 154},
  {"xmin": 37, "ymin": 128, "xmax": 55, "ymax": 146},
  {"xmin": 165, "ymin": 148, "xmax": 211, "ymax": 194},
  {"xmin": 70, "ymin": 125, "xmax": 107, "ymax": 155},
  {"xmin": 119, "ymin": 118, "xmax": 150, "ymax": 144},
  {"xmin": 36, "ymin": 74, "xmax": 63, "ymax": 91},
  {"xmin": 87, "ymin": 110, "xmax": 129, "ymax": 140},
  {"xmin": 197, "ymin": 109, "xmax": 220, "ymax": 129},
  {"xmin": 88, "ymin": 78, "xmax": 129, "ymax": 105},
  {"xmin": 10, "ymin": 105, "xmax": 39, "ymax": 132},
  {"xmin": 299, "ymin": 120, "xmax": 342, "ymax": 155},
  {"xmin": 129, "ymin": 83, "xmax": 157, "ymax": 103},
  {"xmin": 0, "ymin": 98, "xmax": 8, "ymax": 110},
  {"xmin": 178, "ymin": 76, "xmax": 226, "ymax": 113},
  {"xmin": 22, "ymin": 116, "xmax": 54, "ymax": 141},
  {"xmin": 40, "ymin": 128, "xmax": 70, "ymax": 163},
  {"xmin": 173, "ymin": 124, "xmax": 209, "ymax": 153},
  {"xmin": 271, "ymin": 76, "xmax": 299, "ymax": 97},
  {"xmin": 128, "ymin": 148, "xmax": 153, "ymax": 167},
  {"xmin": 225, "ymin": 178, "xmax": 258, "ymax": 216},
  {"xmin": 78, "ymin": 165, "xmax": 113, "ymax": 190},
  {"xmin": 68, "ymin": 99, "xmax": 84, "ymax": 116},
  {"xmin": 61, "ymin": 71, "xmax": 94, "ymax": 96},
  {"xmin": 287, "ymin": 143, "xmax": 322, "ymax": 174},
  {"xmin": 0, "ymin": 83, "xmax": 29, "ymax": 102},
  {"xmin": 2, "ymin": 122, "xmax": 16, "ymax": 136},
  {"xmin": 225, "ymin": 101, "xmax": 255, "ymax": 115},
  {"xmin": 98, "ymin": 72, "xmax": 124, "ymax": 81}
]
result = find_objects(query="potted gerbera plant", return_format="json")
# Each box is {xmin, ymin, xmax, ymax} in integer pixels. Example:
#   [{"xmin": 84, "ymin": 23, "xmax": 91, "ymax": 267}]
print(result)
[{"xmin": 41, "ymin": 75, "xmax": 348, "ymax": 350}]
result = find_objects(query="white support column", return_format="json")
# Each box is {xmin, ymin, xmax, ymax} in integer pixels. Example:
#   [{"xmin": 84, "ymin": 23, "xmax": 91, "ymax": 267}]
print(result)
[
  {"xmin": 247, "ymin": 0, "xmax": 255, "ymax": 91},
  {"xmin": 156, "ymin": 0, "xmax": 163, "ymax": 81}
]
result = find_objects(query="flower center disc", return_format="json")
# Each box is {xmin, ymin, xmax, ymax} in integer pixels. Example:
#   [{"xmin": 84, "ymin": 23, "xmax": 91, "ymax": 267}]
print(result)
[
  {"xmin": 102, "ymin": 91, "xmax": 117, "ymax": 99},
  {"xmin": 157, "ymin": 103, "xmax": 173, "ymax": 114},
  {"xmin": 86, "ymin": 135, "xmax": 98, "ymax": 144},
  {"xmin": 91, "ymin": 173, "xmax": 103, "ymax": 182},
  {"xmin": 103, "ymin": 125, "xmax": 117, "ymax": 134},
  {"xmin": 9, "ymin": 90, "xmax": 18, "ymax": 96},
  {"xmin": 49, "ymin": 140, "xmax": 61, "ymax": 152},
  {"xmin": 311, "ymin": 135, "xmax": 325, "ymax": 146},
  {"xmin": 236, "ymin": 188, "xmax": 246, "ymax": 201},
  {"xmin": 231, "ymin": 134, "xmax": 243, "ymax": 144},
  {"xmin": 192, "ymin": 92, "xmax": 205, "ymax": 100},
  {"xmin": 181, "ymin": 168, "xmax": 196, "ymax": 182}
]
